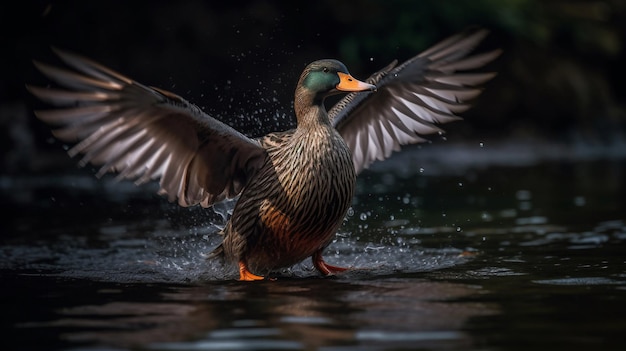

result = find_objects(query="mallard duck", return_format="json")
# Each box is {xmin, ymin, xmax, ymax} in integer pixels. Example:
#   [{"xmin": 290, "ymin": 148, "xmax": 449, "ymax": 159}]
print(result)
[{"xmin": 28, "ymin": 29, "xmax": 500, "ymax": 280}]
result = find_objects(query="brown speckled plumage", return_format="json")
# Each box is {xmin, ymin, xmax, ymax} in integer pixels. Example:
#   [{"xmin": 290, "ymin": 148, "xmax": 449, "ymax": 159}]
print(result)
[
  {"xmin": 219, "ymin": 61, "xmax": 359, "ymax": 275},
  {"xmin": 29, "ymin": 29, "xmax": 499, "ymax": 280},
  {"xmin": 223, "ymin": 121, "xmax": 356, "ymax": 274}
]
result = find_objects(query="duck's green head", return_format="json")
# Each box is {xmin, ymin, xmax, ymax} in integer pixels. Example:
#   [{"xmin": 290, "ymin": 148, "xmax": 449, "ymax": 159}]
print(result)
[{"xmin": 299, "ymin": 59, "xmax": 376, "ymax": 99}]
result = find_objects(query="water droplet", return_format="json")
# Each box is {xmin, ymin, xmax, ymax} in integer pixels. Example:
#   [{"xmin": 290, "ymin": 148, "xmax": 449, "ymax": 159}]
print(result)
[
  {"xmin": 574, "ymin": 196, "xmax": 586, "ymax": 207},
  {"xmin": 516, "ymin": 190, "xmax": 532, "ymax": 200},
  {"xmin": 458, "ymin": 182, "xmax": 463, "ymax": 187},
  {"xmin": 359, "ymin": 212, "xmax": 368, "ymax": 221},
  {"xmin": 456, "ymin": 227, "xmax": 462, "ymax": 232},
  {"xmin": 479, "ymin": 142, "xmax": 484, "ymax": 148},
  {"xmin": 419, "ymin": 167, "xmax": 425, "ymax": 173}
]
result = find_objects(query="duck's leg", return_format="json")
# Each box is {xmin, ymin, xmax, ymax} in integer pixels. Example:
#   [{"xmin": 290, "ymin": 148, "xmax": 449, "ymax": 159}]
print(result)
[
  {"xmin": 238, "ymin": 261, "xmax": 264, "ymax": 281},
  {"xmin": 312, "ymin": 250, "xmax": 349, "ymax": 275}
]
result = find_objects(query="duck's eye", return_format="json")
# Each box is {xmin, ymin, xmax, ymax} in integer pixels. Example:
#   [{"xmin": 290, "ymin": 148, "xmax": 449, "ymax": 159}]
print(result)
[{"xmin": 322, "ymin": 67, "xmax": 329, "ymax": 73}]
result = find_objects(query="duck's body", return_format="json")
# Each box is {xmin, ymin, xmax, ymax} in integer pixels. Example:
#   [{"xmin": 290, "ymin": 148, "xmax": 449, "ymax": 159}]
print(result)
[
  {"xmin": 218, "ymin": 60, "xmax": 366, "ymax": 279},
  {"xmin": 29, "ymin": 29, "xmax": 500, "ymax": 280},
  {"xmin": 223, "ymin": 123, "xmax": 356, "ymax": 277}
]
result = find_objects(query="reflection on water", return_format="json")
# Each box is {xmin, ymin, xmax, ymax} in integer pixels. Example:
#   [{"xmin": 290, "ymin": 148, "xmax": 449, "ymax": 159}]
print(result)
[
  {"xmin": 1, "ymin": 143, "xmax": 626, "ymax": 350},
  {"xmin": 7, "ymin": 276, "xmax": 496, "ymax": 350}
]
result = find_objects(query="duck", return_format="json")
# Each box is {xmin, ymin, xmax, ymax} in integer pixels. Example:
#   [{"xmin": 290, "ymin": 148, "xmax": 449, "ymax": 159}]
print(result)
[{"xmin": 28, "ymin": 29, "xmax": 500, "ymax": 281}]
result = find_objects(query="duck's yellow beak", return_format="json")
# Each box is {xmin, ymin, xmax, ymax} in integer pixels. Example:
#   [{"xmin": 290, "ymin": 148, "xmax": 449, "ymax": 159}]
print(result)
[{"xmin": 336, "ymin": 72, "xmax": 376, "ymax": 92}]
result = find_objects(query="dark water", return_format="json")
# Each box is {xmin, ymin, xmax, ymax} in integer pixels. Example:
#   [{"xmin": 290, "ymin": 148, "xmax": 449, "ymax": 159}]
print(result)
[{"xmin": 2, "ymin": 141, "xmax": 625, "ymax": 351}]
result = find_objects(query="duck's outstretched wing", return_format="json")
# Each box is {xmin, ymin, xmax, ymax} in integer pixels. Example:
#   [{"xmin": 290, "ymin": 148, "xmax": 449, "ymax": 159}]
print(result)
[
  {"xmin": 28, "ymin": 48, "xmax": 266, "ymax": 208},
  {"xmin": 330, "ymin": 29, "xmax": 501, "ymax": 174}
]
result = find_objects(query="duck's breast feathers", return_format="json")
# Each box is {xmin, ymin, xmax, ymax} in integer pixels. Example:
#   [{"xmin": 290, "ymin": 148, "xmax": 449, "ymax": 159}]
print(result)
[
  {"xmin": 329, "ymin": 28, "xmax": 501, "ymax": 173},
  {"xmin": 29, "ymin": 48, "xmax": 266, "ymax": 208}
]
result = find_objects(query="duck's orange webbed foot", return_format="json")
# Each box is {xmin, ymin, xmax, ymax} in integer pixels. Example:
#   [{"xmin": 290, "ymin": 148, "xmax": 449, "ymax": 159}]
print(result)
[
  {"xmin": 312, "ymin": 251, "xmax": 349, "ymax": 276},
  {"xmin": 238, "ymin": 261, "xmax": 264, "ymax": 281}
]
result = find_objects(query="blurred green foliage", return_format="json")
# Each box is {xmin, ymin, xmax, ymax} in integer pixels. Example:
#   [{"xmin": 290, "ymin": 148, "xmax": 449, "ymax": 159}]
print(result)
[{"xmin": 332, "ymin": 0, "xmax": 623, "ymax": 62}]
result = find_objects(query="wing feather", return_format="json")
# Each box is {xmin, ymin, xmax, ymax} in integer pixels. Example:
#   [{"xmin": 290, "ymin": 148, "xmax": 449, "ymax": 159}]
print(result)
[
  {"xmin": 331, "ymin": 28, "xmax": 501, "ymax": 173},
  {"xmin": 29, "ymin": 48, "xmax": 266, "ymax": 208}
]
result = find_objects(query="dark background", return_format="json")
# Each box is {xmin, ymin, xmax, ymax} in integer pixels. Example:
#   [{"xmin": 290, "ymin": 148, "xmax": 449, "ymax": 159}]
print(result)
[{"xmin": 1, "ymin": 0, "xmax": 625, "ymax": 176}]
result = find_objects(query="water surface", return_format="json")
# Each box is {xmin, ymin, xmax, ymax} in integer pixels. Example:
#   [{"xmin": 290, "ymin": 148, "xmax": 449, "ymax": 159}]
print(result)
[{"xmin": 2, "ymin": 141, "xmax": 625, "ymax": 350}]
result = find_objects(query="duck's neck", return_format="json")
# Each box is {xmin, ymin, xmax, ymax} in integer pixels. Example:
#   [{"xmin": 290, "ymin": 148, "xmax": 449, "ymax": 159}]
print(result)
[{"xmin": 294, "ymin": 90, "xmax": 330, "ymax": 130}]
